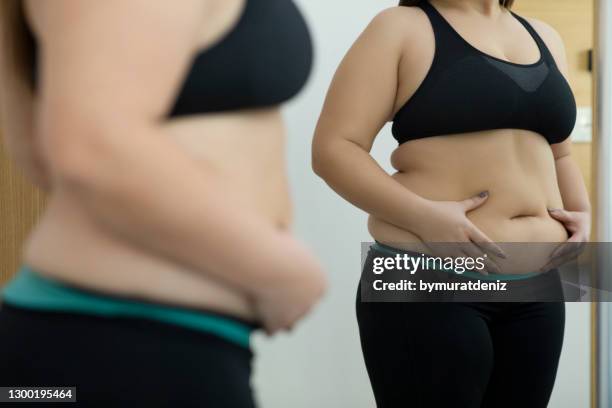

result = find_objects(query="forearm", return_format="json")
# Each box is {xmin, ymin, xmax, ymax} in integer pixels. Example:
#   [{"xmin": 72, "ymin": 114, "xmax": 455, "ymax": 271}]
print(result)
[
  {"xmin": 555, "ymin": 154, "xmax": 591, "ymax": 213},
  {"xmin": 313, "ymin": 138, "xmax": 430, "ymax": 232},
  {"xmin": 48, "ymin": 122, "xmax": 309, "ymax": 298}
]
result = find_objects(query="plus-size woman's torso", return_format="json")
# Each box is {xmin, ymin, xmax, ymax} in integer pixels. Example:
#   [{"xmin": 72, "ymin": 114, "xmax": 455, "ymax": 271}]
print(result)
[
  {"xmin": 368, "ymin": 1, "xmax": 576, "ymax": 272},
  {"xmin": 23, "ymin": 0, "xmax": 312, "ymax": 319}
]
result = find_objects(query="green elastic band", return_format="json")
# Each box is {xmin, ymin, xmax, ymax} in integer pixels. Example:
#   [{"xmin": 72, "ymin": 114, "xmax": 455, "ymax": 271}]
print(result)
[
  {"xmin": 371, "ymin": 242, "xmax": 541, "ymax": 281},
  {"xmin": 1, "ymin": 266, "xmax": 252, "ymax": 348}
]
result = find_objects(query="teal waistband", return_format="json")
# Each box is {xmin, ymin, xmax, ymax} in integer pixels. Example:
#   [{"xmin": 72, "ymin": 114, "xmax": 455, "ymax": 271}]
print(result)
[
  {"xmin": 1, "ymin": 266, "xmax": 254, "ymax": 348},
  {"xmin": 371, "ymin": 242, "xmax": 542, "ymax": 281}
]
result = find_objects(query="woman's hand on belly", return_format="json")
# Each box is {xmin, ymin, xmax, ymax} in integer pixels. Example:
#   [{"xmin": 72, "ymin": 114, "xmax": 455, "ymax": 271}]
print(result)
[
  {"xmin": 539, "ymin": 208, "xmax": 591, "ymax": 272},
  {"xmin": 251, "ymin": 232, "xmax": 327, "ymax": 334},
  {"xmin": 406, "ymin": 191, "xmax": 506, "ymax": 272}
]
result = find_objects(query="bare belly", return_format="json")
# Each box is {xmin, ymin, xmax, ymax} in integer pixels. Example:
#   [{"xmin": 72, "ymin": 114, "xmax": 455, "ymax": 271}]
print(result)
[
  {"xmin": 23, "ymin": 108, "xmax": 289, "ymax": 320},
  {"xmin": 368, "ymin": 129, "xmax": 569, "ymax": 274}
]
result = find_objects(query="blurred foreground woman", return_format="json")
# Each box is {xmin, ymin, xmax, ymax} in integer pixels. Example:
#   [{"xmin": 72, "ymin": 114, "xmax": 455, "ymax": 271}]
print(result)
[{"xmin": 0, "ymin": 0, "xmax": 325, "ymax": 406}]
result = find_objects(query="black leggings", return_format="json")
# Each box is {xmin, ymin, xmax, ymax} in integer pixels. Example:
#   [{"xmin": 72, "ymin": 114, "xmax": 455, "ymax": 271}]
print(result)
[
  {"xmin": 0, "ymin": 304, "xmax": 256, "ymax": 408},
  {"xmin": 356, "ymin": 289, "xmax": 565, "ymax": 408}
]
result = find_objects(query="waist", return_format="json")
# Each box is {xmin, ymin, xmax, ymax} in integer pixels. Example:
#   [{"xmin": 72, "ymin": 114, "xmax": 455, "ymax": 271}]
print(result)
[
  {"xmin": 24, "ymin": 156, "xmax": 288, "ymax": 318},
  {"xmin": 1, "ymin": 266, "xmax": 257, "ymax": 348},
  {"xmin": 382, "ymin": 133, "xmax": 564, "ymax": 239},
  {"xmin": 370, "ymin": 208, "xmax": 568, "ymax": 246}
]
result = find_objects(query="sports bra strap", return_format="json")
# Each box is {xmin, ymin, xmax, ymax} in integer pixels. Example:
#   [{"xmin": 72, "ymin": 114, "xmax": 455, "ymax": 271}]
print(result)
[
  {"xmin": 417, "ymin": 0, "xmax": 557, "ymax": 67},
  {"xmin": 418, "ymin": 1, "xmax": 467, "ymax": 49},
  {"xmin": 417, "ymin": 0, "xmax": 474, "ymax": 65},
  {"xmin": 509, "ymin": 12, "xmax": 556, "ymax": 65}
]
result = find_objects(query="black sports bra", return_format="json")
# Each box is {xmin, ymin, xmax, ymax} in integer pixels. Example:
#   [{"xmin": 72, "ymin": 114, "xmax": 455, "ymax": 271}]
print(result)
[
  {"xmin": 27, "ymin": 0, "xmax": 312, "ymax": 117},
  {"xmin": 392, "ymin": 1, "xmax": 577, "ymax": 145}
]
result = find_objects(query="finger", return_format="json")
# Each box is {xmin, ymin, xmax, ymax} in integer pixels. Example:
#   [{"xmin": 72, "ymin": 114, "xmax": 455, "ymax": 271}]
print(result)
[
  {"xmin": 422, "ymin": 242, "xmax": 447, "ymax": 258},
  {"xmin": 460, "ymin": 243, "xmax": 483, "ymax": 262},
  {"xmin": 570, "ymin": 238, "xmax": 588, "ymax": 256},
  {"xmin": 551, "ymin": 244, "xmax": 585, "ymax": 264},
  {"xmin": 467, "ymin": 226, "xmax": 506, "ymax": 258},
  {"xmin": 550, "ymin": 243, "xmax": 582, "ymax": 260},
  {"xmin": 446, "ymin": 249, "xmax": 467, "ymax": 264},
  {"xmin": 430, "ymin": 247, "xmax": 464, "ymax": 272},
  {"xmin": 445, "ymin": 251, "xmax": 481, "ymax": 276},
  {"xmin": 461, "ymin": 191, "xmax": 489, "ymax": 212},
  {"xmin": 458, "ymin": 247, "xmax": 490, "ymax": 275},
  {"xmin": 465, "ymin": 233, "xmax": 505, "ymax": 274},
  {"xmin": 458, "ymin": 243, "xmax": 499, "ymax": 275},
  {"xmin": 550, "ymin": 237, "xmax": 586, "ymax": 259},
  {"xmin": 423, "ymin": 242, "xmax": 444, "ymax": 259},
  {"xmin": 540, "ymin": 251, "xmax": 579, "ymax": 273},
  {"xmin": 548, "ymin": 208, "xmax": 574, "ymax": 224},
  {"xmin": 549, "ymin": 242, "xmax": 566, "ymax": 259},
  {"xmin": 484, "ymin": 257, "xmax": 502, "ymax": 275},
  {"xmin": 474, "ymin": 254, "xmax": 501, "ymax": 275},
  {"xmin": 540, "ymin": 246, "xmax": 583, "ymax": 272},
  {"xmin": 427, "ymin": 243, "xmax": 463, "ymax": 260}
]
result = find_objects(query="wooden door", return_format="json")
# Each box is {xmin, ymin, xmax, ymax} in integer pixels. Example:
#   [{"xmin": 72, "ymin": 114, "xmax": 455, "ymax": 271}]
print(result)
[{"xmin": 0, "ymin": 134, "xmax": 46, "ymax": 284}]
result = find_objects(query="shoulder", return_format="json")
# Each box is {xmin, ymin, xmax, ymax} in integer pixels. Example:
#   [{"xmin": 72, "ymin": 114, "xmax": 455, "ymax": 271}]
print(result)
[
  {"xmin": 369, "ymin": 5, "xmax": 431, "ymax": 31},
  {"xmin": 25, "ymin": 0, "xmax": 206, "ymax": 35},
  {"xmin": 363, "ymin": 6, "xmax": 434, "ymax": 49},
  {"xmin": 371, "ymin": 5, "xmax": 426, "ymax": 25},
  {"xmin": 522, "ymin": 15, "xmax": 567, "ymax": 59}
]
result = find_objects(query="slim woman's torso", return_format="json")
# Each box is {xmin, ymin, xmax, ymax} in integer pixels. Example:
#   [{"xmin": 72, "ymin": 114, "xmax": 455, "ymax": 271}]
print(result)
[
  {"xmin": 369, "ymin": 3, "xmax": 569, "ymax": 271},
  {"xmin": 23, "ymin": 0, "xmax": 292, "ymax": 320}
]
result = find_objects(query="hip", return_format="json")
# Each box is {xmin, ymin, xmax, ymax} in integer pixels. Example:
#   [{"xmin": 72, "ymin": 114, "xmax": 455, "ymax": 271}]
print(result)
[
  {"xmin": 1, "ymin": 266, "xmax": 258, "ymax": 348},
  {"xmin": 0, "ymin": 302, "xmax": 256, "ymax": 407}
]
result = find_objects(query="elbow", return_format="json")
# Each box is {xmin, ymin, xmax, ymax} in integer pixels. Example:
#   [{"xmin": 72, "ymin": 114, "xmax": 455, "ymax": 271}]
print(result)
[
  {"xmin": 311, "ymin": 152, "xmax": 325, "ymax": 178},
  {"xmin": 47, "ymin": 142, "xmax": 94, "ymax": 189},
  {"xmin": 311, "ymin": 143, "xmax": 333, "ymax": 179},
  {"xmin": 42, "ymin": 118, "xmax": 118, "ymax": 193}
]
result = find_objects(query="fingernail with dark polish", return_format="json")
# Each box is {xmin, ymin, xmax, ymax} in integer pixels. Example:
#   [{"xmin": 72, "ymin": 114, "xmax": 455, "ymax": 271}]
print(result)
[{"xmin": 479, "ymin": 191, "xmax": 489, "ymax": 198}]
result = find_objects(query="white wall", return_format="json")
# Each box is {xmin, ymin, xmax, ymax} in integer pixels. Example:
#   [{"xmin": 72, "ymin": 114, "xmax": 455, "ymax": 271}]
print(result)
[{"xmin": 252, "ymin": 1, "xmax": 591, "ymax": 407}]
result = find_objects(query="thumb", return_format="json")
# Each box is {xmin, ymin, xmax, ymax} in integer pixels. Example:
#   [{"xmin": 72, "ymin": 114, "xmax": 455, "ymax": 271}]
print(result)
[
  {"xmin": 548, "ymin": 208, "xmax": 572, "ymax": 223},
  {"xmin": 462, "ymin": 191, "xmax": 489, "ymax": 212}
]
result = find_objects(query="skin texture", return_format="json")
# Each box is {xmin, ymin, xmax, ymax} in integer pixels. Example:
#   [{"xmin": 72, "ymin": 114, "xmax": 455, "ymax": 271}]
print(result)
[
  {"xmin": 1, "ymin": 0, "xmax": 326, "ymax": 334},
  {"xmin": 313, "ymin": 0, "xmax": 590, "ymax": 274}
]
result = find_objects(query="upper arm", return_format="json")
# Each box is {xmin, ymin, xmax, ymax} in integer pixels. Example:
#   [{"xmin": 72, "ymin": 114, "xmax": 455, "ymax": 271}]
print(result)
[
  {"xmin": 313, "ymin": 8, "xmax": 410, "ymax": 153},
  {"xmin": 526, "ymin": 17, "xmax": 573, "ymax": 158},
  {"xmin": 0, "ymin": 0, "xmax": 33, "ymax": 148},
  {"xmin": 29, "ymin": 0, "xmax": 207, "ymax": 157}
]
